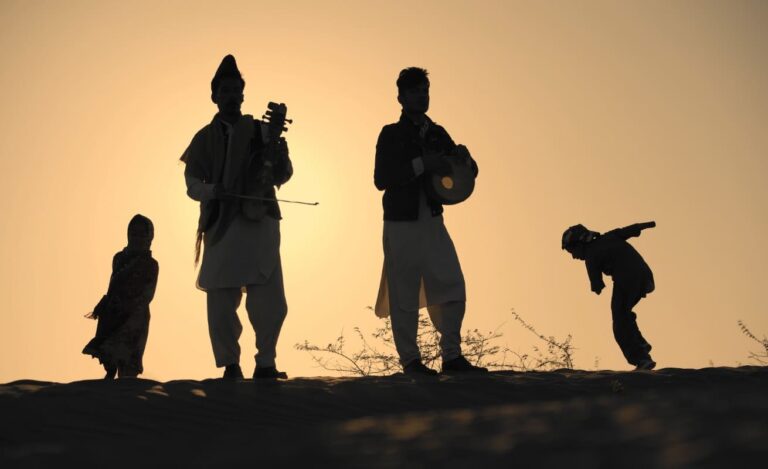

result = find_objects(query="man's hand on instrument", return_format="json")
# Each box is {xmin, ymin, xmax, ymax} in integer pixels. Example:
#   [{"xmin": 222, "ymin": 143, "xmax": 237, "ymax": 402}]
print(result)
[
  {"xmin": 454, "ymin": 144, "xmax": 472, "ymax": 165},
  {"xmin": 277, "ymin": 137, "xmax": 289, "ymax": 159},
  {"xmin": 422, "ymin": 152, "xmax": 452, "ymax": 176},
  {"xmin": 212, "ymin": 184, "xmax": 236, "ymax": 201}
]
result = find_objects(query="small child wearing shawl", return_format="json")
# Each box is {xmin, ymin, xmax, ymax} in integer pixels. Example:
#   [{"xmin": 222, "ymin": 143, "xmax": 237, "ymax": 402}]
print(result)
[
  {"xmin": 562, "ymin": 222, "xmax": 657, "ymax": 370},
  {"xmin": 83, "ymin": 215, "xmax": 159, "ymax": 379}
]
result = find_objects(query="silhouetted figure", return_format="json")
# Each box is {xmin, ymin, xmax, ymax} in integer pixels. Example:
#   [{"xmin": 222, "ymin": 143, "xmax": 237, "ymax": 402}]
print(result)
[
  {"xmin": 180, "ymin": 55, "xmax": 292, "ymax": 380},
  {"xmin": 83, "ymin": 214, "xmax": 159, "ymax": 379},
  {"xmin": 562, "ymin": 222, "xmax": 657, "ymax": 370},
  {"xmin": 373, "ymin": 67, "xmax": 486, "ymax": 375}
]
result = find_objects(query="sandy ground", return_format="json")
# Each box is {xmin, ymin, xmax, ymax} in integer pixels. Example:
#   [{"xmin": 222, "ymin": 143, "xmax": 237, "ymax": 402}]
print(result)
[{"xmin": 1, "ymin": 366, "xmax": 766, "ymax": 468}]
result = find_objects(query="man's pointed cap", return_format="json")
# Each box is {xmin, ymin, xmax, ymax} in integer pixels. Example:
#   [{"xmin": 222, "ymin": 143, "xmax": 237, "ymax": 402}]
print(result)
[{"xmin": 211, "ymin": 54, "xmax": 245, "ymax": 94}]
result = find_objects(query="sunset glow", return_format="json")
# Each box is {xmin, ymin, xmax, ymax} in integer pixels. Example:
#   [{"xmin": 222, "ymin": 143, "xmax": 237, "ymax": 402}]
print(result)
[{"xmin": 1, "ymin": 0, "xmax": 767, "ymax": 382}]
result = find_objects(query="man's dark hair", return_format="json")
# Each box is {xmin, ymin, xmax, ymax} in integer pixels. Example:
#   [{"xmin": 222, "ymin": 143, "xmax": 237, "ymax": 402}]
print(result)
[{"xmin": 397, "ymin": 67, "xmax": 429, "ymax": 94}]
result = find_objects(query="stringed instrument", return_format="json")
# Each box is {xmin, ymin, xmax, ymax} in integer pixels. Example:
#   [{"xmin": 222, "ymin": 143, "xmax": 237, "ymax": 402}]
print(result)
[
  {"xmin": 424, "ymin": 144, "xmax": 476, "ymax": 205},
  {"xmin": 240, "ymin": 102, "xmax": 292, "ymax": 221}
]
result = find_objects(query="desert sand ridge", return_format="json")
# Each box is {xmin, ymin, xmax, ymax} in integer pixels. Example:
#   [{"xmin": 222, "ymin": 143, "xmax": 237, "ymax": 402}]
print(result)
[{"xmin": 1, "ymin": 366, "xmax": 767, "ymax": 468}]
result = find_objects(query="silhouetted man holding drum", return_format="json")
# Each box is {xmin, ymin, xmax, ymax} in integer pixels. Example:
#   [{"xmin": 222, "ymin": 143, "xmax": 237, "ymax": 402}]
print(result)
[{"xmin": 373, "ymin": 67, "xmax": 486, "ymax": 375}]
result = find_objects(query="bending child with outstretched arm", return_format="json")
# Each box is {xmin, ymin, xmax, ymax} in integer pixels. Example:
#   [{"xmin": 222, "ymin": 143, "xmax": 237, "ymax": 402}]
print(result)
[{"xmin": 562, "ymin": 222, "xmax": 657, "ymax": 370}]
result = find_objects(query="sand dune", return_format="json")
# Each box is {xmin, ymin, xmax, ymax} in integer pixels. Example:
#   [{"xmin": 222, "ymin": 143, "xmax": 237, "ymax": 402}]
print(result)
[{"xmin": 1, "ymin": 367, "xmax": 766, "ymax": 468}]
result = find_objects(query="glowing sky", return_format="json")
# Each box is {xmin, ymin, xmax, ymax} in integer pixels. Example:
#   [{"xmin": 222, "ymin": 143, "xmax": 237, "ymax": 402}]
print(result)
[{"xmin": 1, "ymin": 0, "xmax": 767, "ymax": 382}]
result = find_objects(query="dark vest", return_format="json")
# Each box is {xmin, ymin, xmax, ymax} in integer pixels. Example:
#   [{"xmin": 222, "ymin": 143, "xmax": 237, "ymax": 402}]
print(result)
[
  {"xmin": 374, "ymin": 114, "xmax": 458, "ymax": 221},
  {"xmin": 183, "ymin": 115, "xmax": 290, "ymax": 245}
]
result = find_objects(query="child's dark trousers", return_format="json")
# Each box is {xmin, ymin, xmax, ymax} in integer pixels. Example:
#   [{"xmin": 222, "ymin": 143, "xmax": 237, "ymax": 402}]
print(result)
[{"xmin": 610, "ymin": 286, "xmax": 652, "ymax": 366}]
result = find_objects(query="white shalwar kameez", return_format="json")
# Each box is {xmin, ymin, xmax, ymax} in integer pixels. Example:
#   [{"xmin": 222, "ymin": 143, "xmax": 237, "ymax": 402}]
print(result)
[
  {"xmin": 185, "ymin": 117, "xmax": 287, "ymax": 369},
  {"xmin": 375, "ymin": 188, "xmax": 466, "ymax": 365}
]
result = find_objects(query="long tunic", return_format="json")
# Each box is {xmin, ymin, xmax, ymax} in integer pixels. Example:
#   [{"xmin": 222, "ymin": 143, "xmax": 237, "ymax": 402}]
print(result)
[
  {"xmin": 196, "ymin": 215, "xmax": 281, "ymax": 290},
  {"xmin": 182, "ymin": 114, "xmax": 291, "ymax": 291},
  {"xmin": 375, "ymin": 188, "xmax": 466, "ymax": 317}
]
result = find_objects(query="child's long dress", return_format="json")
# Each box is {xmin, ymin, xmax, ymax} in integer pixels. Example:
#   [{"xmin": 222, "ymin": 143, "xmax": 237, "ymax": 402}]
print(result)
[{"xmin": 83, "ymin": 248, "xmax": 159, "ymax": 377}]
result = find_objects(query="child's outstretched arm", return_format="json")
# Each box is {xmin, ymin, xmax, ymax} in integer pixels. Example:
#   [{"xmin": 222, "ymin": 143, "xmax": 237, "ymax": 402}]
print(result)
[
  {"xmin": 610, "ymin": 221, "xmax": 656, "ymax": 240},
  {"xmin": 585, "ymin": 258, "xmax": 605, "ymax": 295}
]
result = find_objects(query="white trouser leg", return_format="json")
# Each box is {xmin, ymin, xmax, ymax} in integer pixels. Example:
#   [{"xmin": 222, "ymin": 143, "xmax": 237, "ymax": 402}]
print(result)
[
  {"xmin": 206, "ymin": 288, "xmax": 243, "ymax": 367},
  {"xmin": 387, "ymin": 273, "xmax": 421, "ymax": 366},
  {"xmin": 427, "ymin": 300, "xmax": 465, "ymax": 362},
  {"xmin": 244, "ymin": 264, "xmax": 288, "ymax": 368},
  {"xmin": 390, "ymin": 304, "xmax": 421, "ymax": 367}
]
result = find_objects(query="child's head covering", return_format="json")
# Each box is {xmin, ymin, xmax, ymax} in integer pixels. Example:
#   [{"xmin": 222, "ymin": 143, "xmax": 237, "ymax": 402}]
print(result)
[
  {"xmin": 128, "ymin": 214, "xmax": 154, "ymax": 243},
  {"xmin": 562, "ymin": 224, "xmax": 599, "ymax": 250}
]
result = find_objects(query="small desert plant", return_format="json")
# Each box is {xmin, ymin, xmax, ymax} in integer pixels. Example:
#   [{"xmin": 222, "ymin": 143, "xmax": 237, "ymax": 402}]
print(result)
[
  {"xmin": 295, "ymin": 309, "xmax": 575, "ymax": 376},
  {"xmin": 505, "ymin": 309, "xmax": 575, "ymax": 370},
  {"xmin": 738, "ymin": 320, "xmax": 768, "ymax": 365}
]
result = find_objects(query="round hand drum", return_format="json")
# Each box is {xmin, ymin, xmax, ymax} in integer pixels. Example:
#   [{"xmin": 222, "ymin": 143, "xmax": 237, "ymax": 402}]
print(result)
[{"xmin": 425, "ymin": 152, "xmax": 476, "ymax": 205}]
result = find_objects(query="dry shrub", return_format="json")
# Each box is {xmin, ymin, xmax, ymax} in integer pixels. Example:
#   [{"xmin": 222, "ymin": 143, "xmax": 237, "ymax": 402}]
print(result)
[
  {"xmin": 295, "ymin": 309, "xmax": 575, "ymax": 376},
  {"xmin": 738, "ymin": 320, "xmax": 768, "ymax": 365}
]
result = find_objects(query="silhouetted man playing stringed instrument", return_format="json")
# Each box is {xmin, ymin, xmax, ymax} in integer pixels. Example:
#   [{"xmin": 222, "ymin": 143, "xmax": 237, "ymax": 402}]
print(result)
[
  {"xmin": 180, "ymin": 55, "xmax": 292, "ymax": 380},
  {"xmin": 373, "ymin": 67, "xmax": 486, "ymax": 375}
]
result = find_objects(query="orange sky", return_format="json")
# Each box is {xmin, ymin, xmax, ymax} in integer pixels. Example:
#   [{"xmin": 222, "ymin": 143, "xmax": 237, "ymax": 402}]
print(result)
[{"xmin": 1, "ymin": 0, "xmax": 767, "ymax": 382}]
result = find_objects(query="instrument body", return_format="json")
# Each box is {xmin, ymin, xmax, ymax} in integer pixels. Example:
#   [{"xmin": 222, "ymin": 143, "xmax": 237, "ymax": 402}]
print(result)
[
  {"xmin": 241, "ymin": 102, "xmax": 291, "ymax": 221},
  {"xmin": 424, "ymin": 145, "xmax": 476, "ymax": 205}
]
